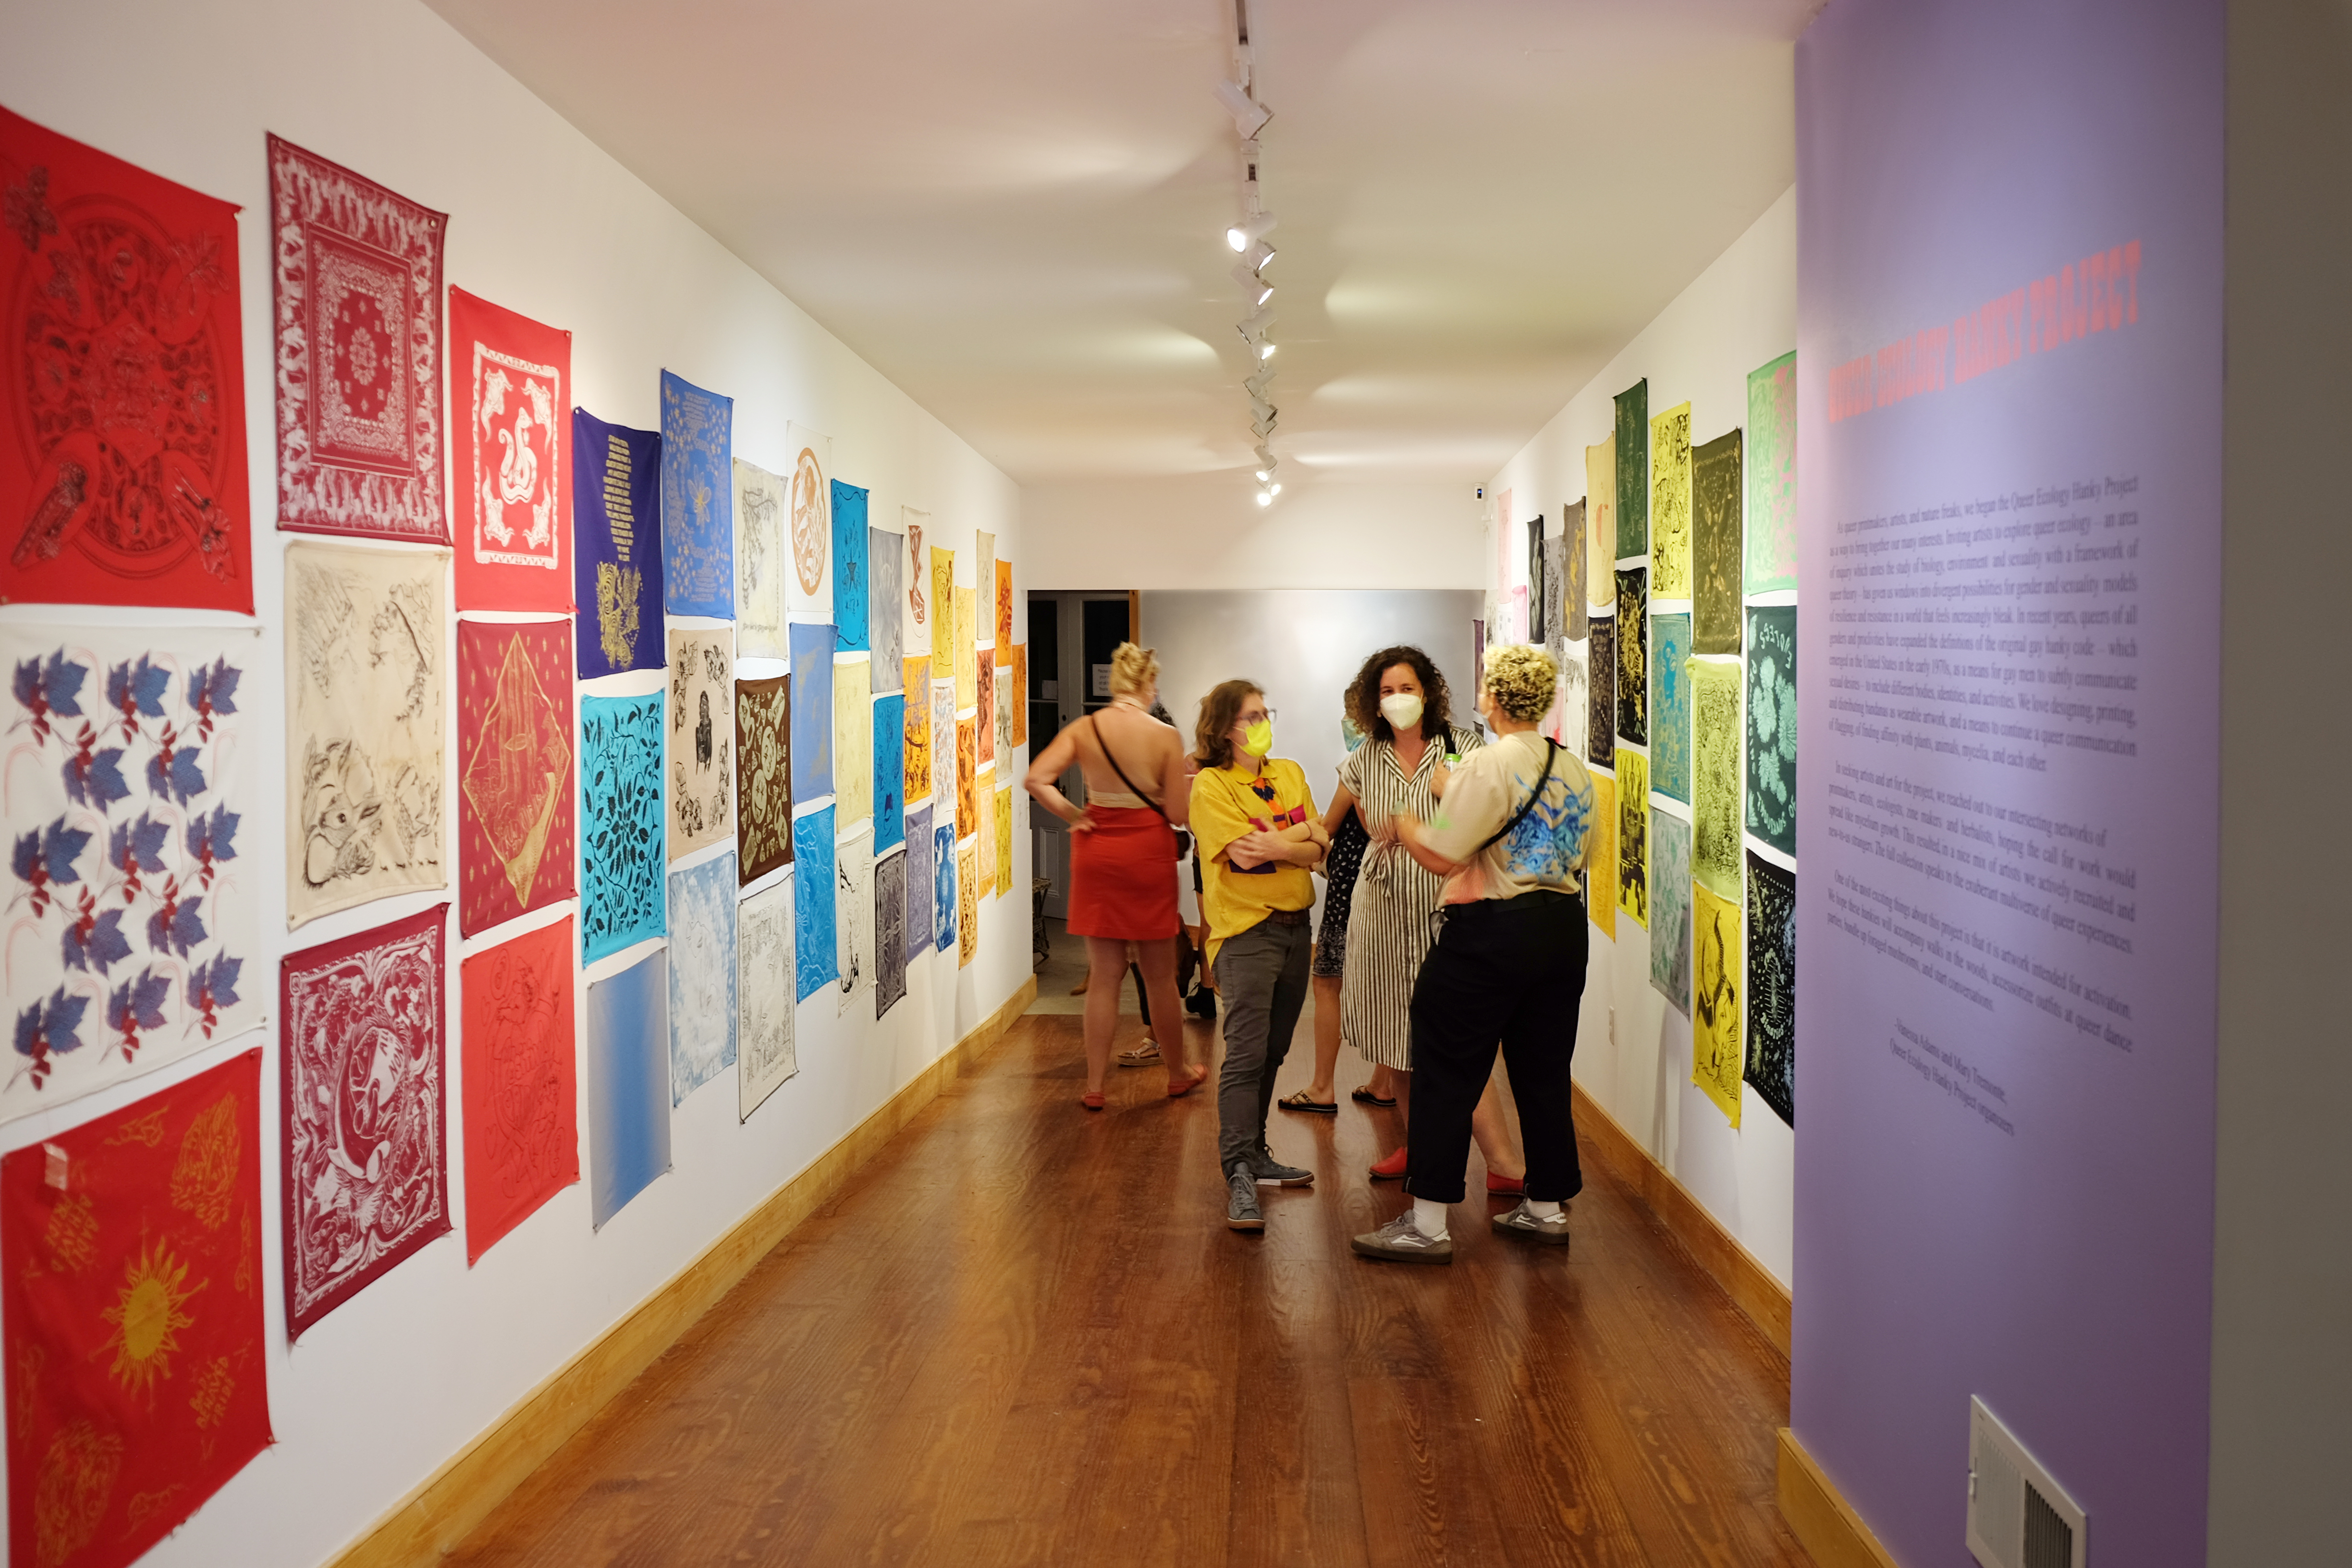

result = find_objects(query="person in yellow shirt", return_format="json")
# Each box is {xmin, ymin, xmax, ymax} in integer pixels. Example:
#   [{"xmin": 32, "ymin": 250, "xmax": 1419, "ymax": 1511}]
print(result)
[{"xmin": 1188, "ymin": 679, "xmax": 1327, "ymax": 1233}]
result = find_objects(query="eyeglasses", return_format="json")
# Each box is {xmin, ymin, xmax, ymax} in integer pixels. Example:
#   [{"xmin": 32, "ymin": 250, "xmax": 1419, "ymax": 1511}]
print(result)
[{"xmin": 1237, "ymin": 709, "xmax": 1275, "ymax": 725}]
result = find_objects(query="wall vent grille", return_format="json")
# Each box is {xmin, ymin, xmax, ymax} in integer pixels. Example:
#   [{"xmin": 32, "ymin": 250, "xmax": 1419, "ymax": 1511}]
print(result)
[{"xmin": 1967, "ymin": 1396, "xmax": 2087, "ymax": 1568}]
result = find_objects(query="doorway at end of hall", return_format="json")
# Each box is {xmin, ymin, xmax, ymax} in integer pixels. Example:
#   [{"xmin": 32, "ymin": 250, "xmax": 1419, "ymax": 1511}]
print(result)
[{"xmin": 1027, "ymin": 590, "xmax": 1137, "ymax": 921}]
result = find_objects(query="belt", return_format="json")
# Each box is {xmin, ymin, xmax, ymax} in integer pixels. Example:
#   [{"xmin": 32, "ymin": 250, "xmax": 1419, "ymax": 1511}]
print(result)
[{"xmin": 1261, "ymin": 907, "xmax": 1311, "ymax": 928}]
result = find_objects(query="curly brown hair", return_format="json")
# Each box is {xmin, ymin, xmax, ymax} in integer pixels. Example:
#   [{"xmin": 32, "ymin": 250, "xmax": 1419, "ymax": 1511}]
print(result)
[
  {"xmin": 1345, "ymin": 645, "xmax": 1454, "ymax": 747},
  {"xmin": 1193, "ymin": 678, "xmax": 1263, "ymax": 770}
]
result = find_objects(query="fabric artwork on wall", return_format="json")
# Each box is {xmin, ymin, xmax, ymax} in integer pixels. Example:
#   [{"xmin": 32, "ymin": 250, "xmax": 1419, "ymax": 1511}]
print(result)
[
  {"xmin": 1745, "ymin": 351, "xmax": 1798, "ymax": 595},
  {"xmin": 974, "ymin": 533, "xmax": 995, "ymax": 662},
  {"xmin": 956, "ymin": 840, "xmax": 979, "ymax": 967},
  {"xmin": 1692, "ymin": 658, "xmax": 1744, "ymax": 900},
  {"xmin": 869, "ymin": 525, "xmax": 903, "ymax": 687},
  {"xmin": 1, "ymin": 1048, "xmax": 270, "ymax": 1568},
  {"xmin": 905, "ymin": 804, "xmax": 934, "ymax": 964},
  {"xmin": 1649, "ymin": 612, "xmax": 1691, "ymax": 805},
  {"xmin": 459, "ymin": 917, "xmax": 576, "ymax": 1264},
  {"xmin": 1586, "ymin": 771, "xmax": 1616, "ymax": 938},
  {"xmin": 995, "ymin": 668, "xmax": 1014, "ymax": 759},
  {"xmin": 786, "ymin": 426, "xmax": 831, "ymax": 617},
  {"xmin": 994, "ymin": 786, "xmax": 1014, "ymax": 897},
  {"xmin": 874, "ymin": 691, "xmax": 905, "ymax": 853},
  {"xmin": 1585, "ymin": 443, "xmax": 1616, "ymax": 609},
  {"xmin": 956, "ymin": 717, "xmax": 978, "ymax": 839},
  {"xmin": 666, "ymin": 628, "xmax": 733, "ymax": 861},
  {"xmin": 836, "ymin": 827, "xmax": 871, "ymax": 1012},
  {"xmin": 572, "ymin": 409, "xmax": 663, "ymax": 678},
  {"xmin": 902, "ymin": 658, "xmax": 932, "ymax": 802},
  {"xmin": 665, "ymin": 853, "xmax": 736, "ymax": 1108},
  {"xmin": 975, "ymin": 653, "xmax": 994, "ymax": 767},
  {"xmin": 737, "ymin": 876, "xmax": 794, "ymax": 1120},
  {"xmin": 974, "ymin": 770, "xmax": 995, "ymax": 897},
  {"xmin": 929, "ymin": 547, "xmax": 955, "ymax": 684},
  {"xmin": 1744, "ymin": 851, "xmax": 1796, "ymax": 1127},
  {"xmin": 267, "ymin": 135, "xmax": 446, "ymax": 545},
  {"xmin": 1649, "ymin": 808, "xmax": 1693, "ymax": 1015},
  {"xmin": 931, "ymin": 683, "xmax": 955, "ymax": 813},
  {"xmin": 1613, "ymin": 379, "xmax": 1647, "ymax": 559},
  {"xmin": 1009, "ymin": 646, "xmax": 1029, "ymax": 747},
  {"xmin": 2, "ymin": 625, "xmax": 259, "ymax": 1120},
  {"xmin": 830, "ymin": 481, "xmax": 868, "ymax": 652},
  {"xmin": 1746, "ymin": 606, "xmax": 1797, "ymax": 857},
  {"xmin": 1692, "ymin": 429, "xmax": 1744, "ymax": 655},
  {"xmin": 1691, "ymin": 880, "xmax": 1743, "ymax": 1127},
  {"xmin": 1526, "ymin": 517, "xmax": 1546, "ymax": 643},
  {"xmin": 1648, "ymin": 401, "xmax": 1693, "ymax": 600},
  {"xmin": 1540, "ymin": 536, "xmax": 1564, "ymax": 648},
  {"xmin": 735, "ymin": 675, "xmax": 791, "ymax": 884},
  {"xmin": 933, "ymin": 817, "xmax": 957, "ymax": 954},
  {"xmin": 1585, "ymin": 612, "xmax": 1615, "ymax": 770},
  {"xmin": 585, "ymin": 949, "xmax": 669, "ymax": 1229},
  {"xmin": 792, "ymin": 806, "xmax": 836, "ymax": 1002},
  {"xmin": 579, "ymin": 691, "xmax": 665, "ymax": 962},
  {"xmin": 456, "ymin": 620, "xmax": 575, "ymax": 937},
  {"xmin": 2, "ymin": 108, "xmax": 254, "ymax": 610},
  {"xmin": 787, "ymin": 621, "xmax": 834, "ymax": 805},
  {"xmin": 1548, "ymin": 647, "xmax": 1589, "ymax": 758},
  {"xmin": 449, "ymin": 289, "xmax": 569, "ymax": 611},
  {"xmin": 1615, "ymin": 748, "xmax": 1647, "ymax": 931},
  {"xmin": 995, "ymin": 559, "xmax": 1015, "ymax": 662},
  {"xmin": 286, "ymin": 541, "xmax": 447, "ymax": 927},
  {"xmin": 875, "ymin": 849, "xmax": 906, "ymax": 1018},
  {"xmin": 733, "ymin": 459, "xmax": 787, "ymax": 660},
  {"xmin": 1560, "ymin": 500, "xmax": 1589, "ymax": 640},
  {"xmin": 281, "ymin": 903, "xmax": 450, "ymax": 1338},
  {"xmin": 833, "ymin": 656, "xmax": 871, "ymax": 828},
  {"xmin": 902, "ymin": 513, "xmax": 928, "ymax": 656},
  {"xmin": 954, "ymin": 587, "xmax": 977, "ymax": 712},
  {"xmin": 659, "ymin": 370, "xmax": 731, "ymax": 617},
  {"xmin": 1614, "ymin": 568, "xmax": 1647, "ymax": 746}
]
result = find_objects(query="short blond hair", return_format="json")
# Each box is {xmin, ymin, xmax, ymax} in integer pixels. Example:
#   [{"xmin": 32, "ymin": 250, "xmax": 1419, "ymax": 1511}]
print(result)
[
  {"xmin": 1482, "ymin": 643, "xmax": 1558, "ymax": 723},
  {"xmin": 1109, "ymin": 642, "xmax": 1159, "ymax": 698}
]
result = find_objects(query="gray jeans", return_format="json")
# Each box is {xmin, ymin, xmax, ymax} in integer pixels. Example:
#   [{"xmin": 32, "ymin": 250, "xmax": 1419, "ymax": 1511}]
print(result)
[{"xmin": 1213, "ymin": 916, "xmax": 1312, "ymax": 1174}]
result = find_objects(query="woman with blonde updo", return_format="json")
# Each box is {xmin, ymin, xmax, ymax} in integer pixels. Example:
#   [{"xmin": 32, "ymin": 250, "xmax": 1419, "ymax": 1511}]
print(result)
[
  {"xmin": 1352, "ymin": 643, "xmax": 1598, "ymax": 1264},
  {"xmin": 1025, "ymin": 643, "xmax": 1203, "ymax": 1108}
]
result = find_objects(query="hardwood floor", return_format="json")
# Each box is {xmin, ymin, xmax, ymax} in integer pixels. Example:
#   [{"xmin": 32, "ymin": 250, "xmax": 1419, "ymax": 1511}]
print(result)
[{"xmin": 450, "ymin": 1005, "xmax": 1812, "ymax": 1568}]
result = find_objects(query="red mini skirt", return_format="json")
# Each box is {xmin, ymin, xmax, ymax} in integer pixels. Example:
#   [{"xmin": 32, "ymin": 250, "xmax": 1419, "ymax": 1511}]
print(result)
[{"xmin": 1066, "ymin": 805, "xmax": 1180, "ymax": 940}]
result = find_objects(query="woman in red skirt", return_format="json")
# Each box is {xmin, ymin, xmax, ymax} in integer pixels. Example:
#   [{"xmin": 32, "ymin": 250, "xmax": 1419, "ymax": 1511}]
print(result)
[{"xmin": 1025, "ymin": 643, "xmax": 1204, "ymax": 1107}]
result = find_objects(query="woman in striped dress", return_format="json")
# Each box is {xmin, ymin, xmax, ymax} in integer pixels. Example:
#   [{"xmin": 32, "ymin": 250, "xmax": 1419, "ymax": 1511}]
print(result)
[{"xmin": 1336, "ymin": 647, "xmax": 1527, "ymax": 1185}]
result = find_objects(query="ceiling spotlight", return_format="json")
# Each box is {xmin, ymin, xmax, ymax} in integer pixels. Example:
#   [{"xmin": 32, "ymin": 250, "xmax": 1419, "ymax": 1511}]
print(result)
[
  {"xmin": 1249, "ymin": 398, "xmax": 1275, "ymax": 424},
  {"xmin": 1228, "ymin": 262, "xmax": 1274, "ymax": 305},
  {"xmin": 1213, "ymin": 79, "xmax": 1273, "ymax": 138},
  {"xmin": 1254, "ymin": 467, "xmax": 1272, "ymax": 482},
  {"xmin": 1254, "ymin": 444, "xmax": 1275, "ymax": 467},
  {"xmin": 1225, "ymin": 212, "xmax": 1278, "ymax": 252},
  {"xmin": 1245, "ymin": 369, "xmax": 1274, "ymax": 399},
  {"xmin": 1257, "ymin": 342, "xmax": 1277, "ymax": 360},
  {"xmin": 1239, "ymin": 240, "xmax": 1276, "ymax": 271},
  {"xmin": 1255, "ymin": 489, "xmax": 1274, "ymax": 508},
  {"xmin": 1269, "ymin": 481, "xmax": 1283, "ymax": 496},
  {"xmin": 1240, "ymin": 304, "xmax": 1277, "ymax": 336}
]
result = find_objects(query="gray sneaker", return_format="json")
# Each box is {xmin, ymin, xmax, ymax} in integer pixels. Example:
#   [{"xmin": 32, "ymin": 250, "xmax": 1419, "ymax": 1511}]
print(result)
[
  {"xmin": 1490, "ymin": 1200, "xmax": 1572, "ymax": 1247},
  {"xmin": 1350, "ymin": 1212, "xmax": 1453, "ymax": 1264},
  {"xmin": 1225, "ymin": 1164, "xmax": 1265, "ymax": 1232},
  {"xmin": 1249, "ymin": 1141, "xmax": 1313, "ymax": 1187}
]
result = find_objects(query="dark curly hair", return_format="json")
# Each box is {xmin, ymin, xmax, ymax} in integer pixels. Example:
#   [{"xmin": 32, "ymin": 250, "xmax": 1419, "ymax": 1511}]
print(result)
[{"xmin": 1345, "ymin": 645, "xmax": 1454, "ymax": 747}]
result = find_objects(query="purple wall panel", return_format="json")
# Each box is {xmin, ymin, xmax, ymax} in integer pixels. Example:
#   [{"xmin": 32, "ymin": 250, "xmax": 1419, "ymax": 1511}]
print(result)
[{"xmin": 1793, "ymin": 2, "xmax": 2223, "ymax": 1565}]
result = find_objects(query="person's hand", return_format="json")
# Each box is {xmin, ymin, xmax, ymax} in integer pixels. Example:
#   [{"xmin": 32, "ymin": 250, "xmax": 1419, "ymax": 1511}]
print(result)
[
  {"xmin": 1068, "ymin": 808, "xmax": 1097, "ymax": 834},
  {"xmin": 1229, "ymin": 829, "xmax": 1280, "ymax": 867}
]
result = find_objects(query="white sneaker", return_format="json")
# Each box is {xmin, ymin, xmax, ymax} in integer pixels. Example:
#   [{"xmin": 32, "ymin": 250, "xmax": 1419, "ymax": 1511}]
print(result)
[
  {"xmin": 1490, "ymin": 1200, "xmax": 1572, "ymax": 1247},
  {"xmin": 1350, "ymin": 1213, "xmax": 1453, "ymax": 1264}
]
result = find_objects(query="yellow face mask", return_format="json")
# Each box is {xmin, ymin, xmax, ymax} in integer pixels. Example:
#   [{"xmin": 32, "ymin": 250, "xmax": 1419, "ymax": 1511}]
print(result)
[{"xmin": 1240, "ymin": 718, "xmax": 1274, "ymax": 758}]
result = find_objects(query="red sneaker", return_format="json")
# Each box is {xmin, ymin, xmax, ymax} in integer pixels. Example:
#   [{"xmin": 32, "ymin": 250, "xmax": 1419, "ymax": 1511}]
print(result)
[{"xmin": 1368, "ymin": 1146, "xmax": 1409, "ymax": 1180}]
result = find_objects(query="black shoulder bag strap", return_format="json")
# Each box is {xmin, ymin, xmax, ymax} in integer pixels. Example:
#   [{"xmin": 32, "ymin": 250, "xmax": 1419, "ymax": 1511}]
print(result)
[
  {"xmin": 1086, "ymin": 714, "xmax": 1171, "ymax": 824},
  {"xmin": 1472, "ymin": 738, "xmax": 1557, "ymax": 857}
]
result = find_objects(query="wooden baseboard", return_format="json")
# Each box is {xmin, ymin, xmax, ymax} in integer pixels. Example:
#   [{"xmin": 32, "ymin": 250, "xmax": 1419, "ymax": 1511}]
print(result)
[
  {"xmin": 1776, "ymin": 1428, "xmax": 1905, "ymax": 1568},
  {"xmin": 327, "ymin": 976, "xmax": 1039, "ymax": 1568},
  {"xmin": 1571, "ymin": 1081, "xmax": 1793, "ymax": 1358}
]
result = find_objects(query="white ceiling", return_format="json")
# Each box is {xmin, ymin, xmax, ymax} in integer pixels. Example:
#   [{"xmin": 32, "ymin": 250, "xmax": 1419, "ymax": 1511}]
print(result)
[{"xmin": 424, "ymin": 0, "xmax": 1809, "ymax": 488}]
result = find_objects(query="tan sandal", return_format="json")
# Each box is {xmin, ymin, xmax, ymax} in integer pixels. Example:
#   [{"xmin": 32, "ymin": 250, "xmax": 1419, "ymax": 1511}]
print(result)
[{"xmin": 1115, "ymin": 1038, "xmax": 1162, "ymax": 1067}]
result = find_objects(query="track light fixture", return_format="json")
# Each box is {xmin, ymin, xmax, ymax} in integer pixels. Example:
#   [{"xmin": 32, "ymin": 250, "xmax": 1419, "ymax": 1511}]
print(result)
[
  {"xmin": 1256, "ymin": 342, "xmax": 1276, "ymax": 360},
  {"xmin": 1240, "ymin": 304, "xmax": 1277, "ymax": 336},
  {"xmin": 1213, "ymin": 78, "xmax": 1273, "ymax": 138},
  {"xmin": 1226, "ymin": 212, "xmax": 1278, "ymax": 251},
  {"xmin": 1228, "ymin": 262, "xmax": 1274, "ymax": 306},
  {"xmin": 1238, "ymin": 240, "xmax": 1276, "ymax": 272},
  {"xmin": 1255, "ymin": 489, "xmax": 1274, "ymax": 508}
]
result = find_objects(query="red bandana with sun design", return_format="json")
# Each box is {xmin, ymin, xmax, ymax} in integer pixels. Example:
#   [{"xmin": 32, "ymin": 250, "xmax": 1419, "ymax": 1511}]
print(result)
[{"xmin": 3, "ymin": 1048, "xmax": 270, "ymax": 1568}]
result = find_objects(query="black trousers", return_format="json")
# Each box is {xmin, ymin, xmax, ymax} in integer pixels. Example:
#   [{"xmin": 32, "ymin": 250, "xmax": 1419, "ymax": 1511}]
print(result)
[{"xmin": 1403, "ymin": 894, "xmax": 1589, "ymax": 1205}]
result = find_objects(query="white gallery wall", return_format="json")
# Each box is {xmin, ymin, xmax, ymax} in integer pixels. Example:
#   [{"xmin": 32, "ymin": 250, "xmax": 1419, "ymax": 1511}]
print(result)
[
  {"xmin": 1484, "ymin": 189, "xmax": 1797, "ymax": 1287},
  {"xmin": 0, "ymin": 2, "xmax": 1029, "ymax": 1566},
  {"xmin": 1027, "ymin": 474, "xmax": 1486, "ymax": 589}
]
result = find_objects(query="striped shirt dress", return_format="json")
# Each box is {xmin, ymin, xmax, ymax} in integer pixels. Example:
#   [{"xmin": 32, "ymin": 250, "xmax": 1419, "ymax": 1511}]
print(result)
[{"xmin": 1337, "ymin": 728, "xmax": 1482, "ymax": 1070}]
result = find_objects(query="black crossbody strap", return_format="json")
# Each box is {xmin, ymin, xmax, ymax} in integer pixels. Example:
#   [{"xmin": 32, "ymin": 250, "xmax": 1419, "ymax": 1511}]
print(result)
[
  {"xmin": 1472, "ymin": 738, "xmax": 1557, "ymax": 857},
  {"xmin": 1086, "ymin": 714, "xmax": 1170, "ymax": 824}
]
